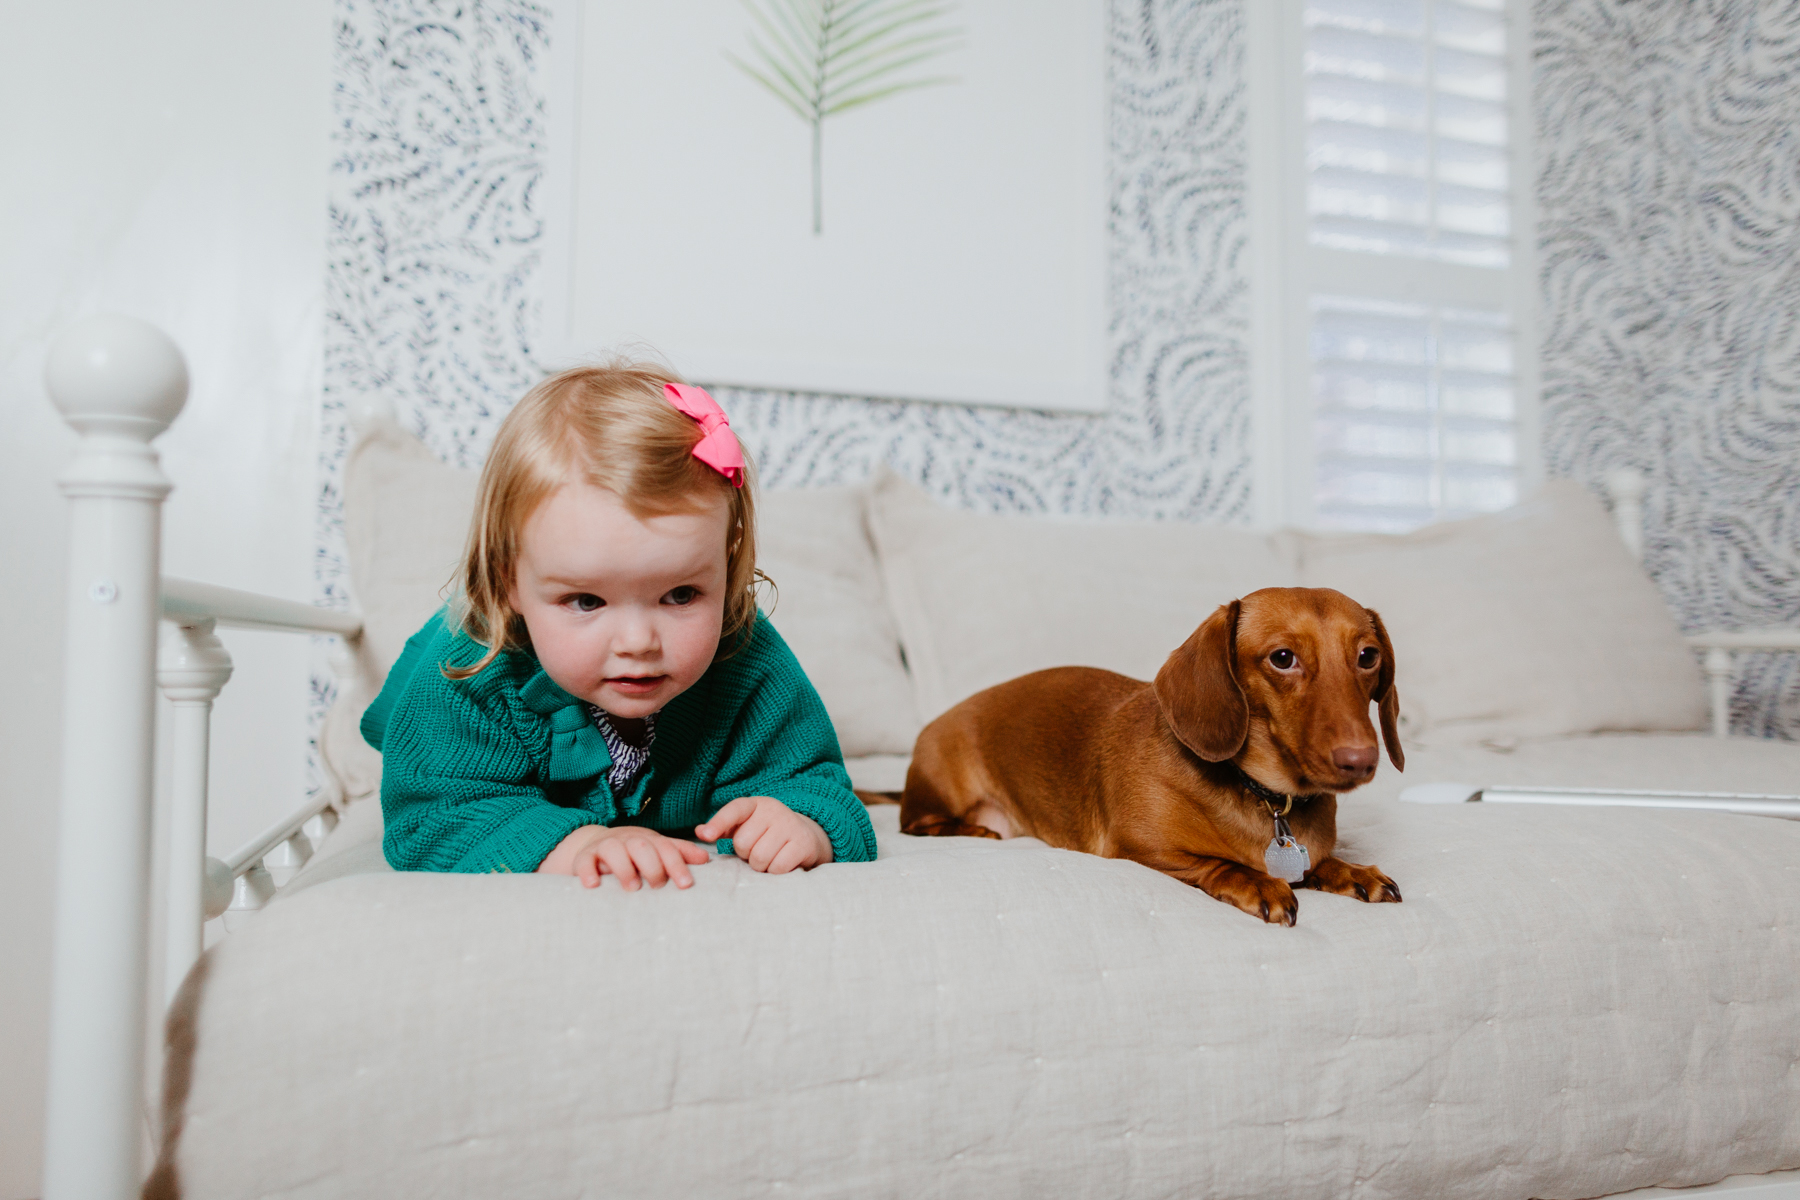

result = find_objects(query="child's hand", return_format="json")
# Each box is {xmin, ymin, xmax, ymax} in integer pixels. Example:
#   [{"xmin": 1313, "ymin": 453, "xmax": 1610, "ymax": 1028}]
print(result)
[
  {"xmin": 538, "ymin": 825, "xmax": 710, "ymax": 891},
  {"xmin": 696, "ymin": 797, "xmax": 834, "ymax": 874}
]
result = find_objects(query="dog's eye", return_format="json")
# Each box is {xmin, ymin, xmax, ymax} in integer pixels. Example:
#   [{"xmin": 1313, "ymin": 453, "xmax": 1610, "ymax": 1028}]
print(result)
[
  {"xmin": 1269, "ymin": 648, "xmax": 1297, "ymax": 670},
  {"xmin": 1358, "ymin": 646, "xmax": 1380, "ymax": 669}
]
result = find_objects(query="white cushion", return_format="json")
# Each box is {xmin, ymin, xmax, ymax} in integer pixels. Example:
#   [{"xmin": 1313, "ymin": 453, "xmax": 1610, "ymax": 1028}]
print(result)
[
  {"xmin": 342, "ymin": 420, "xmax": 478, "ymax": 674},
  {"xmin": 756, "ymin": 486, "xmax": 921, "ymax": 757},
  {"xmin": 159, "ymin": 793, "xmax": 1800, "ymax": 1199},
  {"xmin": 334, "ymin": 421, "xmax": 918, "ymax": 761},
  {"xmin": 868, "ymin": 470, "xmax": 1300, "ymax": 719},
  {"xmin": 841, "ymin": 753, "xmax": 910, "ymax": 794},
  {"xmin": 1297, "ymin": 481, "xmax": 1708, "ymax": 744}
]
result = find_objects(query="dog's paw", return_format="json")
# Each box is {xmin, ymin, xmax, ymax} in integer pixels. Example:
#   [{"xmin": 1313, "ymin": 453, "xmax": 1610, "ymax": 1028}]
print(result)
[
  {"xmin": 1162, "ymin": 857, "xmax": 1302, "ymax": 925},
  {"xmin": 1213, "ymin": 870, "xmax": 1300, "ymax": 926},
  {"xmin": 1302, "ymin": 856, "xmax": 1401, "ymax": 904},
  {"xmin": 899, "ymin": 813, "xmax": 1003, "ymax": 839}
]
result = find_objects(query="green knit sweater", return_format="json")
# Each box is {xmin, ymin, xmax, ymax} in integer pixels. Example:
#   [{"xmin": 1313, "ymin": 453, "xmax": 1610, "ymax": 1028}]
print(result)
[{"xmin": 361, "ymin": 609, "xmax": 878, "ymax": 873}]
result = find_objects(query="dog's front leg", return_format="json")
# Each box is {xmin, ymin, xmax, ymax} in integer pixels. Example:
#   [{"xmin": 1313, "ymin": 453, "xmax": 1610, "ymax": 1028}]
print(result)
[{"xmin": 1160, "ymin": 856, "xmax": 1300, "ymax": 926}]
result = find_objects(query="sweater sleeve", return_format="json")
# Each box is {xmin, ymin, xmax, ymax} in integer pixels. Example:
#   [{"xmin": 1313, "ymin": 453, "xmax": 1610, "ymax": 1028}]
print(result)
[
  {"xmin": 360, "ymin": 614, "xmax": 441, "ymax": 752},
  {"xmin": 378, "ymin": 633, "xmax": 599, "ymax": 874},
  {"xmin": 707, "ymin": 631, "xmax": 878, "ymax": 865}
]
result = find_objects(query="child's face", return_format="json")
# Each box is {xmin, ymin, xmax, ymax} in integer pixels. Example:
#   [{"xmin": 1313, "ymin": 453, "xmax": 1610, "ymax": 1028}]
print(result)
[{"xmin": 508, "ymin": 478, "xmax": 731, "ymax": 720}]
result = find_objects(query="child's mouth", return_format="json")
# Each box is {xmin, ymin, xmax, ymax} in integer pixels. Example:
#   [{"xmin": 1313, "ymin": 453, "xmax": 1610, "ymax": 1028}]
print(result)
[{"xmin": 606, "ymin": 675, "xmax": 666, "ymax": 695}]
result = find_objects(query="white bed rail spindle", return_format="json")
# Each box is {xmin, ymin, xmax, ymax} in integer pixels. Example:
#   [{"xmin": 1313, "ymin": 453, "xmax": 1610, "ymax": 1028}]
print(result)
[
  {"xmin": 155, "ymin": 575, "xmax": 365, "ymax": 937},
  {"xmin": 42, "ymin": 314, "xmax": 187, "ymax": 1200},
  {"xmin": 1703, "ymin": 645, "xmax": 1733, "ymax": 738},
  {"xmin": 1686, "ymin": 629, "xmax": 1800, "ymax": 738},
  {"xmin": 1603, "ymin": 467, "xmax": 1647, "ymax": 564},
  {"xmin": 157, "ymin": 619, "xmax": 236, "ymax": 1002}
]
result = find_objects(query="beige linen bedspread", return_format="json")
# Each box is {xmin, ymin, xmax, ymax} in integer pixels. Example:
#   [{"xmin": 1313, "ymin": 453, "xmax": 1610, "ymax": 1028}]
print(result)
[{"xmin": 153, "ymin": 779, "xmax": 1800, "ymax": 1200}]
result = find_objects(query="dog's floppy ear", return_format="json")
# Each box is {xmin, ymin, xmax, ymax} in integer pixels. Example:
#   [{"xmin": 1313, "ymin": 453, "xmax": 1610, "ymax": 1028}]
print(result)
[
  {"xmin": 1154, "ymin": 600, "xmax": 1247, "ymax": 762},
  {"xmin": 1366, "ymin": 607, "xmax": 1404, "ymax": 771}
]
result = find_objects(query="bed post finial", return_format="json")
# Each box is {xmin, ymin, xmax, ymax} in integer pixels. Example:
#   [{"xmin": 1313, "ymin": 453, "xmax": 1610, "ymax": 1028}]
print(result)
[
  {"xmin": 1602, "ymin": 467, "xmax": 1648, "ymax": 564},
  {"xmin": 46, "ymin": 311, "xmax": 188, "ymax": 442},
  {"xmin": 42, "ymin": 313, "xmax": 188, "ymax": 1200}
]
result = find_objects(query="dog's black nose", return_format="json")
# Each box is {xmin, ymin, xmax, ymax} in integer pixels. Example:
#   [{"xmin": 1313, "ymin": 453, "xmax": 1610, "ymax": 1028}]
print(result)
[{"xmin": 1333, "ymin": 745, "xmax": 1377, "ymax": 773}]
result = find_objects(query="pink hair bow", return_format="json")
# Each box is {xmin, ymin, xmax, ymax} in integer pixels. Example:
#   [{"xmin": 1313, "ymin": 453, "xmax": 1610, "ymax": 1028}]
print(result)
[{"xmin": 663, "ymin": 382, "xmax": 745, "ymax": 488}]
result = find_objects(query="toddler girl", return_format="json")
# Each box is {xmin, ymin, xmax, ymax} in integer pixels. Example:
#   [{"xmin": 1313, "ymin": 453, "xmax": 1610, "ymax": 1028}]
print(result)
[{"xmin": 359, "ymin": 363, "xmax": 878, "ymax": 887}]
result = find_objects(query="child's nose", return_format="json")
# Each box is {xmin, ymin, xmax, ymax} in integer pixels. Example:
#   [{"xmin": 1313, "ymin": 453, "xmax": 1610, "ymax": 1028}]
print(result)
[{"xmin": 613, "ymin": 609, "xmax": 660, "ymax": 653}]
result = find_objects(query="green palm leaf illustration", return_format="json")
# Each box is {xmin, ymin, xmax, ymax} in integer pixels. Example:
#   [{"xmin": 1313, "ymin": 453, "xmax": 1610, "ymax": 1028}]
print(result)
[{"xmin": 727, "ymin": 0, "xmax": 962, "ymax": 234}]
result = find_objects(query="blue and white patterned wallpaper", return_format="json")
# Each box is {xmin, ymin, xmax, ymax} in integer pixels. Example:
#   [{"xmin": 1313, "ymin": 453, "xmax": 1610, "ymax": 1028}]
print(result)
[
  {"xmin": 1537, "ymin": 0, "xmax": 1800, "ymax": 738},
  {"xmin": 320, "ymin": 0, "xmax": 1798, "ymax": 742},
  {"xmin": 322, "ymin": 1, "xmax": 554, "ymax": 548}
]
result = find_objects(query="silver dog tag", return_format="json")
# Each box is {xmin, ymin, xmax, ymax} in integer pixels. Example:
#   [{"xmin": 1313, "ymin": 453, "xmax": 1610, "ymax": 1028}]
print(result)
[
  {"xmin": 1265, "ymin": 836, "xmax": 1310, "ymax": 883},
  {"xmin": 1263, "ymin": 812, "xmax": 1310, "ymax": 883}
]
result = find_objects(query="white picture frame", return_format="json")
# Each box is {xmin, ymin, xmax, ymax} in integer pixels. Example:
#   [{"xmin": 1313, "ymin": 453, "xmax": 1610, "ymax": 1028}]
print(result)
[{"xmin": 540, "ymin": 0, "xmax": 1109, "ymax": 413}]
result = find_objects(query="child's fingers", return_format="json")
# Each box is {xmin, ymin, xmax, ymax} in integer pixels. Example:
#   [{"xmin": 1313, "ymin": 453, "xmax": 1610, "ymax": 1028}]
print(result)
[
  {"xmin": 730, "ymin": 811, "xmax": 771, "ymax": 865},
  {"xmin": 597, "ymin": 839, "xmax": 641, "ymax": 890},
  {"xmin": 695, "ymin": 795, "xmax": 758, "ymax": 842},
  {"xmin": 576, "ymin": 848, "xmax": 604, "ymax": 889},
  {"xmin": 746, "ymin": 823, "xmax": 786, "ymax": 873},
  {"xmin": 658, "ymin": 840, "xmax": 697, "ymax": 889},
  {"xmin": 766, "ymin": 838, "xmax": 812, "ymax": 875},
  {"xmin": 626, "ymin": 837, "xmax": 670, "ymax": 888},
  {"xmin": 677, "ymin": 839, "xmax": 710, "ymax": 865}
]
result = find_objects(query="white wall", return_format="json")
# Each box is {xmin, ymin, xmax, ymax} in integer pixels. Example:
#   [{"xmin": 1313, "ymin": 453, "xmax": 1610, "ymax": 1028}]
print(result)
[{"xmin": 0, "ymin": 3, "xmax": 331, "ymax": 1193}]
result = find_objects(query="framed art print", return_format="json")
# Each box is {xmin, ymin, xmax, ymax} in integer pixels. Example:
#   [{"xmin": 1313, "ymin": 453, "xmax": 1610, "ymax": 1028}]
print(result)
[{"xmin": 543, "ymin": 0, "xmax": 1109, "ymax": 413}]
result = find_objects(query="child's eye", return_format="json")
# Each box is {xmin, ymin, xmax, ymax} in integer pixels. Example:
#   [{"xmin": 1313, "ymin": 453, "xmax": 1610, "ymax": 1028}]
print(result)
[
  {"xmin": 664, "ymin": 586, "xmax": 699, "ymax": 606},
  {"xmin": 566, "ymin": 594, "xmax": 604, "ymax": 613}
]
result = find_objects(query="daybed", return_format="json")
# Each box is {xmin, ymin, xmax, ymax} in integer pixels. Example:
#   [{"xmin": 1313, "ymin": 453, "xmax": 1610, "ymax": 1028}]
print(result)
[
  {"xmin": 144, "ymin": 415, "xmax": 1800, "ymax": 1200},
  {"xmin": 34, "ymin": 319, "xmax": 1800, "ymax": 1199}
]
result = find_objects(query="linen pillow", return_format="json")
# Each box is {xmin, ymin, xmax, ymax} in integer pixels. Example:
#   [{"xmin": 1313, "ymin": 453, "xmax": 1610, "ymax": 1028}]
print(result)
[
  {"xmin": 756, "ymin": 486, "xmax": 921, "ymax": 757},
  {"xmin": 867, "ymin": 470, "xmax": 1300, "ymax": 720},
  {"xmin": 342, "ymin": 420, "xmax": 478, "ymax": 674},
  {"xmin": 1297, "ymin": 480, "xmax": 1706, "ymax": 744},
  {"xmin": 335, "ymin": 420, "xmax": 918, "ymax": 760}
]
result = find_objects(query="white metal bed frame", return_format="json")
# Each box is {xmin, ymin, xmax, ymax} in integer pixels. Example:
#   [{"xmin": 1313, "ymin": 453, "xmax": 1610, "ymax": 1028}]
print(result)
[{"xmin": 35, "ymin": 314, "xmax": 1800, "ymax": 1199}]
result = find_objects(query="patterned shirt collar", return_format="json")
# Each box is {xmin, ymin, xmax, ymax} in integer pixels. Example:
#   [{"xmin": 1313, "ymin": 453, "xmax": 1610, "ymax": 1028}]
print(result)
[{"xmin": 587, "ymin": 706, "xmax": 656, "ymax": 793}]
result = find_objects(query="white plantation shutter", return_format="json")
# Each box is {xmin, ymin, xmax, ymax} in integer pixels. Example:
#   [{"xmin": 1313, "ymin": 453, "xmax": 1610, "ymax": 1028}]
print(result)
[
  {"xmin": 1252, "ymin": 0, "xmax": 1532, "ymax": 531},
  {"xmin": 1312, "ymin": 297, "xmax": 1518, "ymax": 528},
  {"xmin": 1306, "ymin": 0, "xmax": 1511, "ymax": 269}
]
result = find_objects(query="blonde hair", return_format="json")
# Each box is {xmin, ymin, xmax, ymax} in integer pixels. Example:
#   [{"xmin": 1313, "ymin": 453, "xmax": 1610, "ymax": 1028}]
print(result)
[{"xmin": 444, "ymin": 361, "xmax": 760, "ymax": 680}]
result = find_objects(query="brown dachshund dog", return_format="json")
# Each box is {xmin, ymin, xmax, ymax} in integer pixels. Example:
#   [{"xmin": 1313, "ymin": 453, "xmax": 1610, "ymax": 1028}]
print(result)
[{"xmin": 900, "ymin": 587, "xmax": 1404, "ymax": 925}]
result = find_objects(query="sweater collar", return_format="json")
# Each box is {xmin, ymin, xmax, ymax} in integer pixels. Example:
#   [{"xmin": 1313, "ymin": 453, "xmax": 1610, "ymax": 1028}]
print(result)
[{"xmin": 517, "ymin": 670, "xmax": 612, "ymax": 782}]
